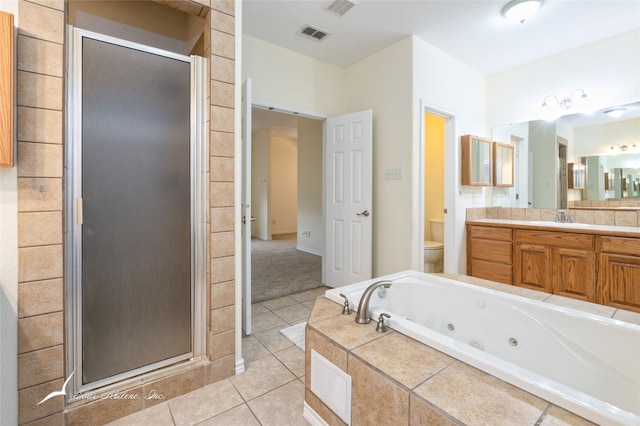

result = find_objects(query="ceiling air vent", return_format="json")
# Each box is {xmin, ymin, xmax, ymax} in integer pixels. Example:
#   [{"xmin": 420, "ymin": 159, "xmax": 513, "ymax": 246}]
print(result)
[
  {"xmin": 325, "ymin": 0, "xmax": 356, "ymax": 17},
  {"xmin": 299, "ymin": 25, "xmax": 329, "ymax": 41}
]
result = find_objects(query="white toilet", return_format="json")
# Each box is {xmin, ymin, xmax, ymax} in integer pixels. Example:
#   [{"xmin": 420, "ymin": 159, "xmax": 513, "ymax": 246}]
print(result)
[{"xmin": 424, "ymin": 218, "xmax": 444, "ymax": 273}]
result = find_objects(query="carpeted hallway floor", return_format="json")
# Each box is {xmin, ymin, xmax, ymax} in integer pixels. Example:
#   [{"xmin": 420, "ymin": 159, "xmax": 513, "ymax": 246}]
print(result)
[{"xmin": 251, "ymin": 233, "xmax": 324, "ymax": 303}]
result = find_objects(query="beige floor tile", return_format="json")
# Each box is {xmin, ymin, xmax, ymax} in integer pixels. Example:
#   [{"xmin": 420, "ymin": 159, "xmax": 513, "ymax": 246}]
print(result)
[
  {"xmin": 260, "ymin": 296, "xmax": 298, "ymax": 311},
  {"xmin": 169, "ymin": 380, "xmax": 244, "ymax": 425},
  {"xmin": 272, "ymin": 304, "xmax": 312, "ymax": 324},
  {"xmin": 197, "ymin": 404, "xmax": 261, "ymax": 426},
  {"xmin": 251, "ymin": 311, "xmax": 287, "ymax": 334},
  {"xmin": 252, "ymin": 303, "xmax": 269, "ymax": 316},
  {"xmin": 248, "ymin": 380, "xmax": 306, "ymax": 426},
  {"xmin": 253, "ymin": 327, "xmax": 295, "ymax": 353},
  {"xmin": 289, "ymin": 287, "xmax": 329, "ymax": 303},
  {"xmin": 107, "ymin": 402, "xmax": 174, "ymax": 426},
  {"xmin": 273, "ymin": 346, "xmax": 305, "ymax": 377},
  {"xmin": 242, "ymin": 335, "xmax": 271, "ymax": 362},
  {"xmin": 230, "ymin": 355, "xmax": 296, "ymax": 401}
]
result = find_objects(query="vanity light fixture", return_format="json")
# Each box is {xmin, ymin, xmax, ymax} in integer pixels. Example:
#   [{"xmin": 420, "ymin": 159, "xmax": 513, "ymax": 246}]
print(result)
[
  {"xmin": 502, "ymin": 0, "xmax": 542, "ymax": 23},
  {"xmin": 539, "ymin": 88, "xmax": 590, "ymax": 120},
  {"xmin": 541, "ymin": 88, "xmax": 588, "ymax": 111},
  {"xmin": 610, "ymin": 143, "xmax": 637, "ymax": 152}
]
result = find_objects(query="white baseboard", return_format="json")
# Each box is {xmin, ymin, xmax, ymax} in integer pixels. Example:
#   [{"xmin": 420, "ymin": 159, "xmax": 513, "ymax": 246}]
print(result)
[
  {"xmin": 303, "ymin": 401, "xmax": 329, "ymax": 426},
  {"xmin": 235, "ymin": 357, "xmax": 245, "ymax": 375},
  {"xmin": 296, "ymin": 245, "xmax": 323, "ymax": 256}
]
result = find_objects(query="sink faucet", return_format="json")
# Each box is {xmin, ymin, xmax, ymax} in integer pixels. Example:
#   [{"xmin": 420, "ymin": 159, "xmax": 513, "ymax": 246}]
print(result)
[
  {"xmin": 354, "ymin": 280, "xmax": 393, "ymax": 324},
  {"xmin": 555, "ymin": 211, "xmax": 572, "ymax": 223}
]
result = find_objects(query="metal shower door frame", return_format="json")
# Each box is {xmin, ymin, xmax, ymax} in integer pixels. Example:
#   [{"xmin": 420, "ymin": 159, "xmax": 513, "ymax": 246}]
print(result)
[{"xmin": 65, "ymin": 27, "xmax": 208, "ymax": 398}]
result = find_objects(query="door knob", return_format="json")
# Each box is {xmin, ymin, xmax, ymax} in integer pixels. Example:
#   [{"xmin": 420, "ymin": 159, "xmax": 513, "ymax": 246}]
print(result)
[
  {"xmin": 356, "ymin": 210, "xmax": 370, "ymax": 217},
  {"xmin": 242, "ymin": 216, "xmax": 256, "ymax": 224}
]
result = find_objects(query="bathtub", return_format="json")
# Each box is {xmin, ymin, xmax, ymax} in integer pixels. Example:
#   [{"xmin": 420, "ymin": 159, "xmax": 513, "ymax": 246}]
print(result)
[{"xmin": 325, "ymin": 270, "xmax": 640, "ymax": 426}]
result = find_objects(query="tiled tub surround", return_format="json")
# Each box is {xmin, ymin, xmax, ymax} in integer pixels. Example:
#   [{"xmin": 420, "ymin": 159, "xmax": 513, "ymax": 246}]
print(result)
[
  {"xmin": 304, "ymin": 273, "xmax": 640, "ymax": 426},
  {"xmin": 466, "ymin": 206, "xmax": 640, "ymax": 227}
]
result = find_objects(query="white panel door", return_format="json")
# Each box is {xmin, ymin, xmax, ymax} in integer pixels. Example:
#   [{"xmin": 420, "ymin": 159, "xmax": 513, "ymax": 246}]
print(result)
[
  {"xmin": 241, "ymin": 78, "xmax": 252, "ymax": 335},
  {"xmin": 325, "ymin": 110, "xmax": 373, "ymax": 286}
]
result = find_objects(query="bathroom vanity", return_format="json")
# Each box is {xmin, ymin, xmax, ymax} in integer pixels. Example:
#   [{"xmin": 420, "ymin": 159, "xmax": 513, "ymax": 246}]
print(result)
[{"xmin": 467, "ymin": 219, "xmax": 640, "ymax": 312}]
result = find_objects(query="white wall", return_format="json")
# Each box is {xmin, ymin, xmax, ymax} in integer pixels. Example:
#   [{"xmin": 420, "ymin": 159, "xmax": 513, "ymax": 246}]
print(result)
[
  {"xmin": 242, "ymin": 35, "xmax": 347, "ymax": 116},
  {"xmin": 344, "ymin": 37, "xmax": 415, "ymax": 276},
  {"xmin": 486, "ymin": 29, "xmax": 640, "ymax": 128},
  {"xmin": 297, "ymin": 117, "xmax": 323, "ymax": 255},
  {"xmin": 270, "ymin": 136, "xmax": 297, "ymax": 234},
  {"xmin": 0, "ymin": 1, "xmax": 18, "ymax": 424},
  {"xmin": 412, "ymin": 36, "xmax": 486, "ymax": 274}
]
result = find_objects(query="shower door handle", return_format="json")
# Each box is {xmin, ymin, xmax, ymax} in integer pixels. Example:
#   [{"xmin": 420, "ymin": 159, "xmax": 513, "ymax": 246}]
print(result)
[
  {"xmin": 242, "ymin": 215, "xmax": 256, "ymax": 224},
  {"xmin": 356, "ymin": 210, "xmax": 370, "ymax": 217}
]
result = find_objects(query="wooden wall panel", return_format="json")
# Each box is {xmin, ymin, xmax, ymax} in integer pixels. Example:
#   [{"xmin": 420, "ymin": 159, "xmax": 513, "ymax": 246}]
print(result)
[{"xmin": 0, "ymin": 11, "xmax": 14, "ymax": 167}]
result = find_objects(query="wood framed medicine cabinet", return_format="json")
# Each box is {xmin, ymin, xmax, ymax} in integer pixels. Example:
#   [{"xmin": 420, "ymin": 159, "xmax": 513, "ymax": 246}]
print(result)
[
  {"xmin": 461, "ymin": 135, "xmax": 493, "ymax": 186},
  {"xmin": 493, "ymin": 142, "xmax": 514, "ymax": 187},
  {"xmin": 0, "ymin": 11, "xmax": 14, "ymax": 167},
  {"xmin": 568, "ymin": 162, "xmax": 586, "ymax": 190}
]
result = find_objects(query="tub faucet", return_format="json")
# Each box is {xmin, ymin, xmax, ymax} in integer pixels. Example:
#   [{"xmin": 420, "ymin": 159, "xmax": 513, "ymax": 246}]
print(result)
[{"xmin": 354, "ymin": 280, "xmax": 393, "ymax": 324}]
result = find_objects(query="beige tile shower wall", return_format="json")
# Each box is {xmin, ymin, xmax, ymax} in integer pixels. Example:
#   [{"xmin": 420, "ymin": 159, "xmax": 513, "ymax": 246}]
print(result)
[
  {"xmin": 208, "ymin": 0, "xmax": 236, "ymax": 384},
  {"xmin": 16, "ymin": 0, "xmax": 64, "ymax": 424},
  {"xmin": 15, "ymin": 0, "xmax": 237, "ymax": 424}
]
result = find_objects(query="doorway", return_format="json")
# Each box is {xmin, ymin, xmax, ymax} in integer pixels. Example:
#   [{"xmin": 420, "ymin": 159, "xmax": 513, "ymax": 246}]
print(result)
[
  {"xmin": 249, "ymin": 107, "xmax": 325, "ymax": 303},
  {"xmin": 420, "ymin": 106, "xmax": 452, "ymax": 273},
  {"xmin": 558, "ymin": 137, "xmax": 568, "ymax": 209}
]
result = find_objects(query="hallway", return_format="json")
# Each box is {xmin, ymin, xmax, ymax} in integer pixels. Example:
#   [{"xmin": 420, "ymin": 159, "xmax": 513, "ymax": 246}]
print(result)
[{"xmin": 107, "ymin": 286, "xmax": 328, "ymax": 425}]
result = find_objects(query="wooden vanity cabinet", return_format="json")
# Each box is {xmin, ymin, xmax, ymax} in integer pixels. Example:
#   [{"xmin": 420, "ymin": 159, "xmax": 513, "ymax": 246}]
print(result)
[
  {"xmin": 467, "ymin": 225, "xmax": 512, "ymax": 284},
  {"xmin": 598, "ymin": 236, "xmax": 640, "ymax": 313},
  {"xmin": 513, "ymin": 230, "xmax": 596, "ymax": 303}
]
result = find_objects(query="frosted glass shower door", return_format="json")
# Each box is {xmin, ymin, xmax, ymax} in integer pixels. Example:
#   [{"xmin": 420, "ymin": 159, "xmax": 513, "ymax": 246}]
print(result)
[{"xmin": 80, "ymin": 36, "xmax": 192, "ymax": 385}]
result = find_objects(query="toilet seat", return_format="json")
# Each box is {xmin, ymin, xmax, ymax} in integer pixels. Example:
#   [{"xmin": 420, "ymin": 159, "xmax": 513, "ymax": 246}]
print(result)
[{"xmin": 424, "ymin": 240, "xmax": 444, "ymax": 250}]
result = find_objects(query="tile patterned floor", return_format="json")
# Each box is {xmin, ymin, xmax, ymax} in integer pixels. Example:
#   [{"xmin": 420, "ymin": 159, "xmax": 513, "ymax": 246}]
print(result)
[{"xmin": 107, "ymin": 286, "xmax": 328, "ymax": 426}]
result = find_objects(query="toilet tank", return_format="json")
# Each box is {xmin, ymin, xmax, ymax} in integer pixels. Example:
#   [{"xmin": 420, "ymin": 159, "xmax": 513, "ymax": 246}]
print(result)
[{"xmin": 429, "ymin": 218, "xmax": 444, "ymax": 243}]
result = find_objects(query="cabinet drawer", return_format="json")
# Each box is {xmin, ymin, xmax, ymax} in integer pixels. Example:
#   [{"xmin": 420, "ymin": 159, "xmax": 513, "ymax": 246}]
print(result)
[
  {"xmin": 514, "ymin": 230, "xmax": 594, "ymax": 250},
  {"xmin": 468, "ymin": 225, "xmax": 512, "ymax": 242},
  {"xmin": 600, "ymin": 236, "xmax": 640, "ymax": 256},
  {"xmin": 470, "ymin": 259, "xmax": 512, "ymax": 284},
  {"xmin": 470, "ymin": 239, "xmax": 512, "ymax": 264}
]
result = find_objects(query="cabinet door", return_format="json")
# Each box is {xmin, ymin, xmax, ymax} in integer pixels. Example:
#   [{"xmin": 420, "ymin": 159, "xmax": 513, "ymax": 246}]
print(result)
[
  {"xmin": 514, "ymin": 243, "xmax": 552, "ymax": 293},
  {"xmin": 599, "ymin": 253, "xmax": 640, "ymax": 313},
  {"xmin": 553, "ymin": 248, "xmax": 596, "ymax": 302}
]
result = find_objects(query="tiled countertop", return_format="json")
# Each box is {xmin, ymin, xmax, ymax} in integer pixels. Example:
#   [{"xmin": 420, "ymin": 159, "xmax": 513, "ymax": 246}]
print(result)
[{"xmin": 467, "ymin": 218, "xmax": 640, "ymax": 236}]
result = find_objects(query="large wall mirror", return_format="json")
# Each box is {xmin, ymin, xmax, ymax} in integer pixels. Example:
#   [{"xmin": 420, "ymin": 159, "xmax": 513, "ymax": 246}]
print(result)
[{"xmin": 493, "ymin": 101, "xmax": 640, "ymax": 209}]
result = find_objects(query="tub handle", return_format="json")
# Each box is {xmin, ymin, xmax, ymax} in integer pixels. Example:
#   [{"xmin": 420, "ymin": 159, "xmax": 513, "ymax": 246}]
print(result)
[
  {"xmin": 376, "ymin": 313, "xmax": 391, "ymax": 333},
  {"xmin": 339, "ymin": 293, "xmax": 351, "ymax": 315}
]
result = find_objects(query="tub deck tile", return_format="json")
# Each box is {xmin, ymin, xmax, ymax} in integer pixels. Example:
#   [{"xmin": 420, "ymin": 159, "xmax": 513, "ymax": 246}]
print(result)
[
  {"xmin": 351, "ymin": 332, "xmax": 454, "ymax": 389},
  {"xmin": 413, "ymin": 361, "xmax": 547, "ymax": 426}
]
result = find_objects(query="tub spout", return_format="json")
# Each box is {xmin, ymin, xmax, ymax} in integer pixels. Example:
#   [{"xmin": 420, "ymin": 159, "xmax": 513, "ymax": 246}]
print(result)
[{"xmin": 354, "ymin": 280, "xmax": 393, "ymax": 324}]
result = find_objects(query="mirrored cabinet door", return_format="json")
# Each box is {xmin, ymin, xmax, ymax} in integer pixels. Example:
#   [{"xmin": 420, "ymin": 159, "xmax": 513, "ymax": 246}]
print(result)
[
  {"xmin": 461, "ymin": 135, "xmax": 493, "ymax": 186},
  {"xmin": 493, "ymin": 142, "xmax": 514, "ymax": 187}
]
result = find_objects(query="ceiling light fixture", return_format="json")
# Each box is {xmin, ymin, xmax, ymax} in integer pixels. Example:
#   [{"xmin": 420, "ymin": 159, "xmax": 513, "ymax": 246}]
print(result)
[{"xmin": 502, "ymin": 0, "xmax": 542, "ymax": 23}]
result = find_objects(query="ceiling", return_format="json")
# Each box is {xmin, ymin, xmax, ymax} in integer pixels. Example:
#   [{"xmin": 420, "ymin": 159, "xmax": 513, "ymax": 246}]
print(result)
[
  {"xmin": 245, "ymin": 0, "xmax": 640, "ymax": 135},
  {"xmin": 243, "ymin": 0, "xmax": 640, "ymax": 74}
]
